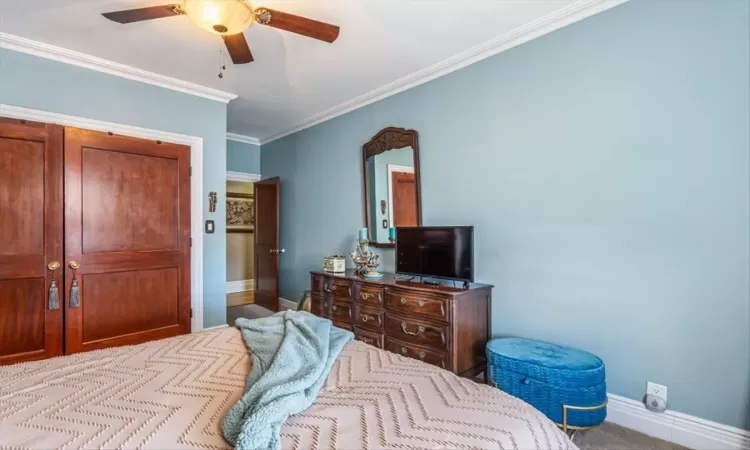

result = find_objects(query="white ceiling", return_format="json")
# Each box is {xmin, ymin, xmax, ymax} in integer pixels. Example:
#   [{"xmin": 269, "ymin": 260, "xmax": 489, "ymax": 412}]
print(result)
[{"xmin": 0, "ymin": 0, "xmax": 616, "ymax": 142}]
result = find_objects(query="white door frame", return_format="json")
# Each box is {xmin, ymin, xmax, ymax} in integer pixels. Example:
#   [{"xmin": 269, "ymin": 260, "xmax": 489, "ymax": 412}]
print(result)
[
  {"xmin": 1, "ymin": 104, "xmax": 205, "ymax": 333},
  {"xmin": 386, "ymin": 164, "xmax": 415, "ymax": 227},
  {"xmin": 225, "ymin": 171, "xmax": 261, "ymax": 294}
]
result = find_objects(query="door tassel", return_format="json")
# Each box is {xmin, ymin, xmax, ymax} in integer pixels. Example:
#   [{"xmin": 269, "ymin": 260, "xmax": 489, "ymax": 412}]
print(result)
[
  {"xmin": 70, "ymin": 279, "xmax": 80, "ymax": 308},
  {"xmin": 48, "ymin": 280, "xmax": 59, "ymax": 310}
]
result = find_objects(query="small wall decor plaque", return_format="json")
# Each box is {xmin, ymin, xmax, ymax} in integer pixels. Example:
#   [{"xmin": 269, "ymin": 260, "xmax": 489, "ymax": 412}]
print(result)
[{"xmin": 208, "ymin": 192, "xmax": 217, "ymax": 213}]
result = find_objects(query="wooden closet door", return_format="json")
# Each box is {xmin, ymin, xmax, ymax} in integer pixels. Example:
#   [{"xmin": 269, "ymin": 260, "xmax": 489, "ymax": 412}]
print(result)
[
  {"xmin": 0, "ymin": 118, "xmax": 64, "ymax": 365},
  {"xmin": 63, "ymin": 127, "xmax": 191, "ymax": 354}
]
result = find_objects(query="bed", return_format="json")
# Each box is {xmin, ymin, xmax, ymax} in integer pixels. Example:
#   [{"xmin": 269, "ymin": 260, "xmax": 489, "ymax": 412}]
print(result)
[{"xmin": 0, "ymin": 327, "xmax": 575, "ymax": 449}]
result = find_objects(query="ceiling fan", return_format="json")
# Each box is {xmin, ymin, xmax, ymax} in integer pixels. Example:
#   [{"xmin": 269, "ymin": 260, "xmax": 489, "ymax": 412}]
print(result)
[{"xmin": 101, "ymin": 0, "xmax": 340, "ymax": 65}]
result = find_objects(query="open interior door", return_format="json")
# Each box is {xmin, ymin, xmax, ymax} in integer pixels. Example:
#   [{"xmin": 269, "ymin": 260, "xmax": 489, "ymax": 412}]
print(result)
[{"xmin": 253, "ymin": 177, "xmax": 280, "ymax": 311}]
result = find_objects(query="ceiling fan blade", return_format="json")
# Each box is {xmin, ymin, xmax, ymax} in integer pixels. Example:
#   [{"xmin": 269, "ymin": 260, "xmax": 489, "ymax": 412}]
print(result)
[
  {"xmin": 223, "ymin": 34, "xmax": 254, "ymax": 64},
  {"xmin": 102, "ymin": 4, "xmax": 183, "ymax": 24},
  {"xmin": 255, "ymin": 8, "xmax": 339, "ymax": 43}
]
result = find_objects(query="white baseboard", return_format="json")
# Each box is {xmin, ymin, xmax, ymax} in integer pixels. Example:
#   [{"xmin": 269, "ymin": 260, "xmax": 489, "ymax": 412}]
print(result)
[
  {"xmin": 606, "ymin": 393, "xmax": 750, "ymax": 449},
  {"xmin": 279, "ymin": 298, "xmax": 298, "ymax": 311},
  {"xmin": 226, "ymin": 279, "xmax": 254, "ymax": 294},
  {"xmin": 199, "ymin": 324, "xmax": 229, "ymax": 332}
]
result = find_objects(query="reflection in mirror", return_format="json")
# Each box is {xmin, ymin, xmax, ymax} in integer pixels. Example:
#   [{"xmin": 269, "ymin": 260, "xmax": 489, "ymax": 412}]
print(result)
[{"xmin": 362, "ymin": 128, "xmax": 421, "ymax": 247}]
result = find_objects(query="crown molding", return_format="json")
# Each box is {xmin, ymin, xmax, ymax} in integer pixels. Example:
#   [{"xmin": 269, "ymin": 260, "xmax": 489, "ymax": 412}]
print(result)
[
  {"xmin": 0, "ymin": 32, "xmax": 238, "ymax": 104},
  {"xmin": 227, "ymin": 132, "xmax": 261, "ymax": 146},
  {"xmin": 258, "ymin": 0, "xmax": 629, "ymax": 144},
  {"xmin": 227, "ymin": 171, "xmax": 262, "ymax": 182}
]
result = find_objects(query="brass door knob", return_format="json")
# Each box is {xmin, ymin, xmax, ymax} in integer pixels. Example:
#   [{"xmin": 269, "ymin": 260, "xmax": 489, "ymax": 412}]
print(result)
[
  {"xmin": 47, "ymin": 261, "xmax": 60, "ymax": 271},
  {"xmin": 69, "ymin": 261, "xmax": 80, "ymax": 270}
]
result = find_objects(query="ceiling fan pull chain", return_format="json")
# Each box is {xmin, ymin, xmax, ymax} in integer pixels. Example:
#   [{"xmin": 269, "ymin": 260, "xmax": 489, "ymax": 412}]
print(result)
[{"xmin": 218, "ymin": 49, "xmax": 225, "ymax": 79}]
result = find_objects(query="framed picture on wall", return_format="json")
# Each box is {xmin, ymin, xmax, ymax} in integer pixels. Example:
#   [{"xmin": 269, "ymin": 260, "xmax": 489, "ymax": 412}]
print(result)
[{"xmin": 227, "ymin": 192, "xmax": 254, "ymax": 233}]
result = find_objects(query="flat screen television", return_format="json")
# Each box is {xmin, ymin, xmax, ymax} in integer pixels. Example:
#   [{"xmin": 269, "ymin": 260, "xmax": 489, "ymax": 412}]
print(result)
[{"xmin": 395, "ymin": 226, "xmax": 474, "ymax": 282}]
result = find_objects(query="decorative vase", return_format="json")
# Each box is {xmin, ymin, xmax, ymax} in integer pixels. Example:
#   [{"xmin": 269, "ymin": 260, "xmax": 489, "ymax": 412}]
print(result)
[{"xmin": 297, "ymin": 290, "xmax": 312, "ymax": 312}]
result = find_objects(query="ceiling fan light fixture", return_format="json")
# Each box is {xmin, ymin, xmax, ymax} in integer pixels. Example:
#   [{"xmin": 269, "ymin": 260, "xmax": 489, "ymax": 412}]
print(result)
[{"xmin": 183, "ymin": 0, "xmax": 254, "ymax": 35}]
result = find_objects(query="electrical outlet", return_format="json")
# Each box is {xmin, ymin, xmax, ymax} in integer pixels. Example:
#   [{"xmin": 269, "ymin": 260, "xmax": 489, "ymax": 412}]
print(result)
[{"xmin": 647, "ymin": 381, "xmax": 667, "ymax": 401}]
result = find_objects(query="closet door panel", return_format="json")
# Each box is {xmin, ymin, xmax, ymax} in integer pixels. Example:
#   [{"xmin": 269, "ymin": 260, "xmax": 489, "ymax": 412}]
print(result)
[
  {"xmin": 64, "ymin": 127, "xmax": 191, "ymax": 354},
  {"xmin": 0, "ymin": 119, "xmax": 64, "ymax": 365}
]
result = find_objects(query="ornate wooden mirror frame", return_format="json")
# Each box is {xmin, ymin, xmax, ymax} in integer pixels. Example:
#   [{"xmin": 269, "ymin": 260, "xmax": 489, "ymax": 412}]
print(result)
[{"xmin": 362, "ymin": 127, "xmax": 422, "ymax": 248}]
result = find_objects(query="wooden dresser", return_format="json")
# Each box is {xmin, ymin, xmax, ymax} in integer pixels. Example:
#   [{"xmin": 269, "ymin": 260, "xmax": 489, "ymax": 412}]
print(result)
[{"xmin": 310, "ymin": 270, "xmax": 493, "ymax": 378}]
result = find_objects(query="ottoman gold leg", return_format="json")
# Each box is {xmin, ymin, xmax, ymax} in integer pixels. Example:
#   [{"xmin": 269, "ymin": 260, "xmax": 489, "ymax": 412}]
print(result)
[{"xmin": 559, "ymin": 399, "xmax": 609, "ymax": 433}]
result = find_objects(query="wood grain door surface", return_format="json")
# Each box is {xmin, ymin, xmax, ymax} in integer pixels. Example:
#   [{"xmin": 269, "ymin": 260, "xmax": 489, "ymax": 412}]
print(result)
[
  {"xmin": 0, "ymin": 119, "xmax": 64, "ymax": 364},
  {"xmin": 254, "ymin": 177, "xmax": 280, "ymax": 312},
  {"xmin": 392, "ymin": 171, "xmax": 418, "ymax": 227},
  {"xmin": 63, "ymin": 127, "xmax": 191, "ymax": 354}
]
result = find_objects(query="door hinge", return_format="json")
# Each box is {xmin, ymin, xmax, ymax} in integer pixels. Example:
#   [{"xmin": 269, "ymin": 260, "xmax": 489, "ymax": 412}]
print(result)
[
  {"xmin": 190, "ymin": 308, "xmax": 193, "ymax": 318},
  {"xmin": 190, "ymin": 237, "xmax": 192, "ymax": 247},
  {"xmin": 189, "ymin": 166, "xmax": 192, "ymax": 176}
]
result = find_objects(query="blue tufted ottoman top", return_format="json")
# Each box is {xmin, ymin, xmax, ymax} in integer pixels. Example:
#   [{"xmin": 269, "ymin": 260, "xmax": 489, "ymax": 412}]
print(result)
[{"xmin": 486, "ymin": 338, "xmax": 602, "ymax": 371}]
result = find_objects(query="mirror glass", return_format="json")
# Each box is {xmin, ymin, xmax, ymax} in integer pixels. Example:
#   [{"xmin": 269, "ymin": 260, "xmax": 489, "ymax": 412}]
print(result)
[{"xmin": 362, "ymin": 128, "xmax": 421, "ymax": 246}]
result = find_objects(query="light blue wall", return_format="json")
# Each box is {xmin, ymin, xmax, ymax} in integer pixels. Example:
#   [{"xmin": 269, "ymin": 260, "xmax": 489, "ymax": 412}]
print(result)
[
  {"xmin": 227, "ymin": 139, "xmax": 261, "ymax": 173},
  {"xmin": 0, "ymin": 49, "xmax": 229, "ymax": 328},
  {"xmin": 261, "ymin": 0, "xmax": 750, "ymax": 430}
]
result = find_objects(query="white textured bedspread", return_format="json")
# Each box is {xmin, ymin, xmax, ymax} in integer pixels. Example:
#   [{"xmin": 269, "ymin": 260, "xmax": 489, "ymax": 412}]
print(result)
[{"xmin": 0, "ymin": 327, "xmax": 575, "ymax": 449}]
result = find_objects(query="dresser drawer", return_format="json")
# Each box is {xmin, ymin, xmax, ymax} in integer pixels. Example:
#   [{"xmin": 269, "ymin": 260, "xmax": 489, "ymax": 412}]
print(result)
[
  {"xmin": 333, "ymin": 320, "xmax": 352, "ymax": 332},
  {"xmin": 384, "ymin": 315, "xmax": 448, "ymax": 350},
  {"xmin": 355, "ymin": 284, "xmax": 383, "ymax": 305},
  {"xmin": 331, "ymin": 300, "xmax": 353, "ymax": 324},
  {"xmin": 354, "ymin": 327, "xmax": 384, "ymax": 348},
  {"xmin": 310, "ymin": 294, "xmax": 331, "ymax": 317},
  {"xmin": 386, "ymin": 338, "xmax": 448, "ymax": 370},
  {"xmin": 353, "ymin": 305, "xmax": 383, "ymax": 331},
  {"xmin": 323, "ymin": 278, "xmax": 353, "ymax": 300},
  {"xmin": 311, "ymin": 274, "xmax": 324, "ymax": 293},
  {"xmin": 384, "ymin": 289, "xmax": 448, "ymax": 322}
]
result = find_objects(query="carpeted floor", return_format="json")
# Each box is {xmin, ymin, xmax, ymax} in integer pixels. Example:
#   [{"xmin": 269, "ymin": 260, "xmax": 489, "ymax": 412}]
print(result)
[
  {"xmin": 573, "ymin": 422, "xmax": 687, "ymax": 449},
  {"xmin": 225, "ymin": 305, "xmax": 685, "ymax": 449},
  {"xmin": 226, "ymin": 303, "xmax": 274, "ymax": 325}
]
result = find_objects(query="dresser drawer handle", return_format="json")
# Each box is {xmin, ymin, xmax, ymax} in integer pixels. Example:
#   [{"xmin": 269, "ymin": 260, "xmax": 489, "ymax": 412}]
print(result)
[
  {"xmin": 417, "ymin": 300, "xmax": 424, "ymax": 307},
  {"xmin": 418, "ymin": 351, "xmax": 425, "ymax": 359},
  {"xmin": 359, "ymin": 336, "xmax": 374, "ymax": 345},
  {"xmin": 400, "ymin": 298, "xmax": 406, "ymax": 304},
  {"xmin": 332, "ymin": 304, "xmax": 338, "ymax": 311},
  {"xmin": 323, "ymin": 301, "xmax": 328, "ymax": 308},
  {"xmin": 401, "ymin": 322, "xmax": 425, "ymax": 336},
  {"xmin": 361, "ymin": 292, "xmax": 372, "ymax": 300},
  {"xmin": 401, "ymin": 347, "xmax": 407, "ymax": 354},
  {"xmin": 324, "ymin": 284, "xmax": 332, "ymax": 293},
  {"xmin": 360, "ymin": 314, "xmax": 375, "ymax": 323}
]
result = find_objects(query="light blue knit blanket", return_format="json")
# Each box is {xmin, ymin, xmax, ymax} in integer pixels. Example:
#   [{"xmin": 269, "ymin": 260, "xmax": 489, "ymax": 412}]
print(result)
[{"xmin": 221, "ymin": 310, "xmax": 353, "ymax": 450}]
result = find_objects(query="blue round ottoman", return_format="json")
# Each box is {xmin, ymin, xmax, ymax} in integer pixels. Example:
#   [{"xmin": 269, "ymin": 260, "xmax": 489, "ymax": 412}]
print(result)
[{"xmin": 486, "ymin": 338, "xmax": 607, "ymax": 431}]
